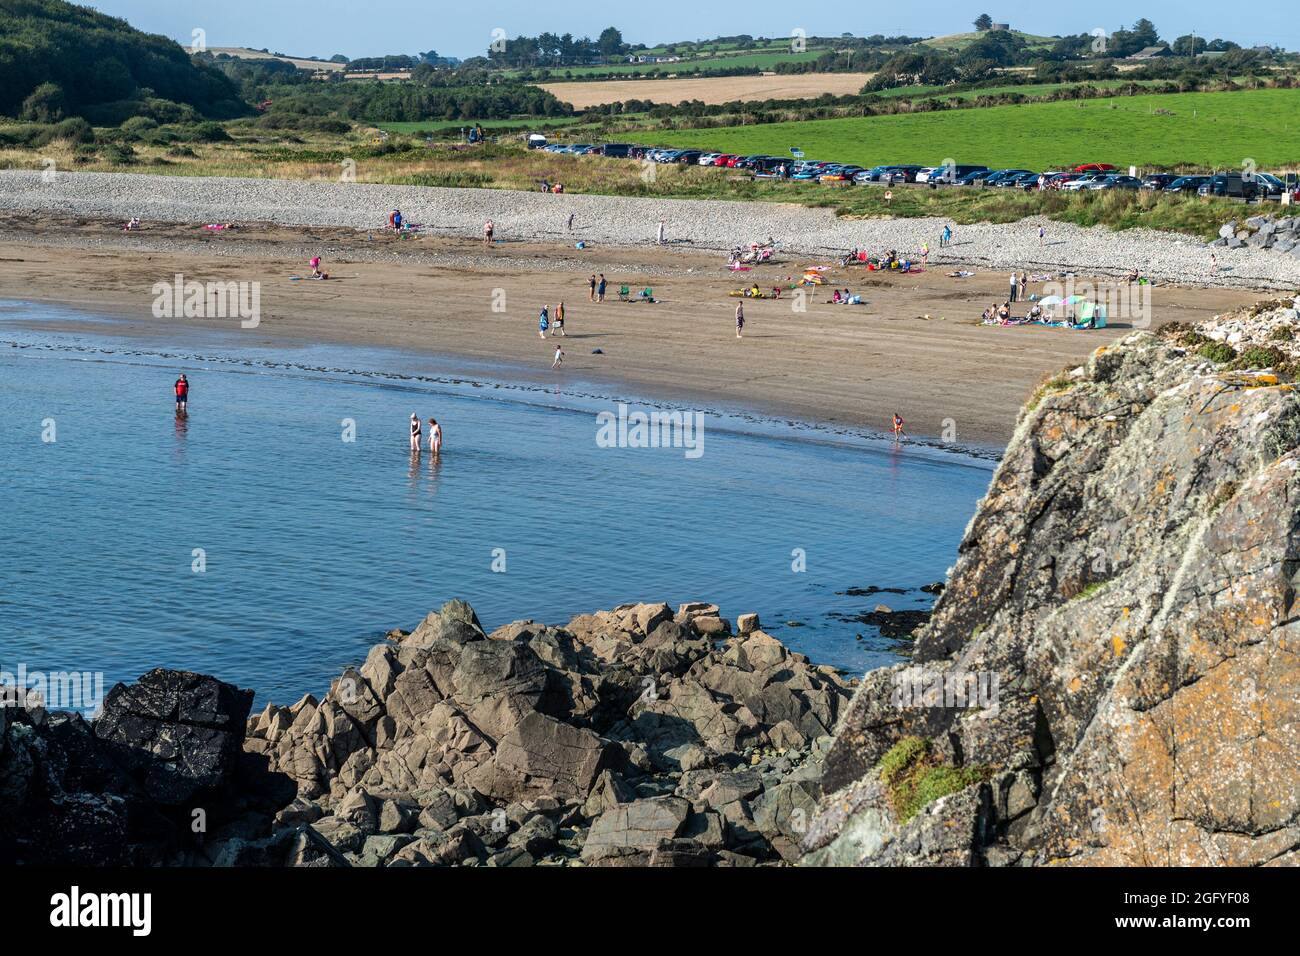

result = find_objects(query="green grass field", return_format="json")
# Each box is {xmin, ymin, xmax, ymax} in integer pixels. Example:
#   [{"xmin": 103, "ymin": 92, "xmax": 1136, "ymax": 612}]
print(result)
[
  {"xmin": 651, "ymin": 89, "xmax": 1300, "ymax": 170},
  {"xmin": 921, "ymin": 30, "xmax": 1058, "ymax": 51}
]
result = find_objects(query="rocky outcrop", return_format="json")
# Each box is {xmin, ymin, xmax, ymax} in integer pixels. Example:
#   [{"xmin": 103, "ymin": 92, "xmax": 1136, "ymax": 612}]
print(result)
[
  {"xmin": 240, "ymin": 599, "xmax": 851, "ymax": 866},
  {"xmin": 805, "ymin": 300, "xmax": 1300, "ymax": 867},
  {"xmin": 0, "ymin": 669, "xmax": 294, "ymax": 865}
]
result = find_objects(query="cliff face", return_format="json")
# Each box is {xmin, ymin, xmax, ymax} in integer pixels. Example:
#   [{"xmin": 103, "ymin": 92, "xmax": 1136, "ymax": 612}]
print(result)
[{"xmin": 806, "ymin": 301, "xmax": 1300, "ymax": 866}]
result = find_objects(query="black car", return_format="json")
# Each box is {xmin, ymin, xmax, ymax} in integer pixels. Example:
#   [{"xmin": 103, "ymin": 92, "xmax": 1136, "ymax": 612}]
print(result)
[
  {"xmin": 1140, "ymin": 174, "xmax": 1179, "ymax": 190},
  {"xmin": 1164, "ymin": 175, "xmax": 1210, "ymax": 193},
  {"xmin": 601, "ymin": 143, "xmax": 635, "ymax": 158},
  {"xmin": 674, "ymin": 150, "xmax": 705, "ymax": 164}
]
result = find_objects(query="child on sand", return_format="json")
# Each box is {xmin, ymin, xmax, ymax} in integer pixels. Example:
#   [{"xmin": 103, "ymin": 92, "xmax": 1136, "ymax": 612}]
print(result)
[
  {"xmin": 552, "ymin": 344, "xmax": 565, "ymax": 369},
  {"xmin": 409, "ymin": 413, "xmax": 422, "ymax": 451}
]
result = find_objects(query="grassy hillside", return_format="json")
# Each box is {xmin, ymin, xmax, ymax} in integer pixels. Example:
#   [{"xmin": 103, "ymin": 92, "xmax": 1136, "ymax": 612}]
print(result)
[
  {"xmin": 922, "ymin": 30, "xmax": 1058, "ymax": 51},
  {"xmin": 651, "ymin": 89, "xmax": 1300, "ymax": 170},
  {"xmin": 0, "ymin": 0, "xmax": 246, "ymax": 123}
]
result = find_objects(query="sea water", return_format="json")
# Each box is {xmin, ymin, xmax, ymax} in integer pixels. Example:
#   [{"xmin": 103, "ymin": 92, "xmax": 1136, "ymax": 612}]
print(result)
[{"xmin": 0, "ymin": 302, "xmax": 993, "ymax": 706}]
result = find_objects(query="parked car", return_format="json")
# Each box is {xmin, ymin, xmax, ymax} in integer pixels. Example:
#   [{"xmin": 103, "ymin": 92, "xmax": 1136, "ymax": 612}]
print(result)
[
  {"xmin": 929, "ymin": 163, "xmax": 989, "ymax": 184},
  {"xmin": 674, "ymin": 150, "xmax": 704, "ymax": 164},
  {"xmin": 958, "ymin": 167, "xmax": 1007, "ymax": 185},
  {"xmin": 1253, "ymin": 172, "xmax": 1285, "ymax": 199},
  {"xmin": 1073, "ymin": 163, "xmax": 1117, "ymax": 173},
  {"xmin": 1198, "ymin": 173, "xmax": 1259, "ymax": 199},
  {"xmin": 1163, "ymin": 175, "xmax": 1210, "ymax": 193},
  {"xmin": 985, "ymin": 169, "xmax": 1032, "ymax": 186},
  {"xmin": 995, "ymin": 171, "xmax": 1038, "ymax": 188},
  {"xmin": 881, "ymin": 165, "xmax": 927, "ymax": 183},
  {"xmin": 1139, "ymin": 173, "xmax": 1179, "ymax": 190},
  {"xmin": 1089, "ymin": 174, "xmax": 1142, "ymax": 190},
  {"xmin": 913, "ymin": 167, "xmax": 939, "ymax": 183},
  {"xmin": 820, "ymin": 165, "xmax": 864, "ymax": 182}
]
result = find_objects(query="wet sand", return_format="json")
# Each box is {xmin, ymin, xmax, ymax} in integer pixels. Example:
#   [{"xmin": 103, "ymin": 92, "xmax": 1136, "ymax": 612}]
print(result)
[{"xmin": 0, "ymin": 216, "xmax": 1265, "ymax": 446}]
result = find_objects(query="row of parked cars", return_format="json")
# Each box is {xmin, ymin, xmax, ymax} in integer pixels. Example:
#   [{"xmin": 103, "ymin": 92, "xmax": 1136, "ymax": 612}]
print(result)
[{"xmin": 536, "ymin": 141, "xmax": 1296, "ymax": 201}]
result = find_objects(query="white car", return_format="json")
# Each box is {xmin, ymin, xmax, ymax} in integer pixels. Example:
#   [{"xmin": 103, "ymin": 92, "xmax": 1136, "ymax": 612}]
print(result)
[
  {"xmin": 697, "ymin": 153, "xmax": 721, "ymax": 166},
  {"xmin": 914, "ymin": 167, "xmax": 939, "ymax": 183}
]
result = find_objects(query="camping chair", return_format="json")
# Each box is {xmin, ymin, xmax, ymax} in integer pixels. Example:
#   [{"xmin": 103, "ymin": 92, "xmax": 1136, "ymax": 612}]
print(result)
[
  {"xmin": 618, "ymin": 285, "xmax": 630, "ymax": 301},
  {"xmin": 639, "ymin": 287, "xmax": 654, "ymax": 302}
]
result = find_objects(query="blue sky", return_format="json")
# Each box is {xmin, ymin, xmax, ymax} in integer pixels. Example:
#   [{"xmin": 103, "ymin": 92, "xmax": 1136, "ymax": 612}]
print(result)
[{"xmin": 84, "ymin": 2, "xmax": 1300, "ymax": 59}]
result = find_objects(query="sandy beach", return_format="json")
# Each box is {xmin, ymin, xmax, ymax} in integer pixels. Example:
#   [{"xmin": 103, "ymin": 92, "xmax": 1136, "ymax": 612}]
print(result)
[{"xmin": 0, "ymin": 211, "xmax": 1266, "ymax": 446}]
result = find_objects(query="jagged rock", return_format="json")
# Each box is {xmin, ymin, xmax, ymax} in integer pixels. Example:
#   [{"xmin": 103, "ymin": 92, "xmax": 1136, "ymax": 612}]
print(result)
[
  {"xmin": 467, "ymin": 712, "xmax": 605, "ymax": 802},
  {"xmin": 809, "ymin": 311, "xmax": 1300, "ymax": 867},
  {"xmin": 582, "ymin": 796, "xmax": 691, "ymax": 861},
  {"xmin": 736, "ymin": 613, "xmax": 760, "ymax": 635}
]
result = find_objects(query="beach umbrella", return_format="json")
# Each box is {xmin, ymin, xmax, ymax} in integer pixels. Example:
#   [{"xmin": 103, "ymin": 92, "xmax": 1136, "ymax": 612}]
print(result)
[
  {"xmin": 1065, "ymin": 294, "xmax": 1089, "ymax": 304},
  {"xmin": 1039, "ymin": 295, "xmax": 1064, "ymax": 306}
]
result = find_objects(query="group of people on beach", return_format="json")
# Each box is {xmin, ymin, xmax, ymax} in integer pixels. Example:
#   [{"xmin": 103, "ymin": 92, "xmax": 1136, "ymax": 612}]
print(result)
[{"xmin": 409, "ymin": 413, "xmax": 443, "ymax": 454}]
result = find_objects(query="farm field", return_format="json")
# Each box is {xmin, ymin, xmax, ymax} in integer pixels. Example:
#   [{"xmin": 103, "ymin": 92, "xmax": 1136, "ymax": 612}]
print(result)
[
  {"xmin": 539, "ymin": 72, "xmax": 876, "ymax": 108},
  {"xmin": 504, "ymin": 48, "xmax": 828, "ymax": 79},
  {"xmin": 209, "ymin": 47, "xmax": 342, "ymax": 71},
  {"xmin": 650, "ymin": 89, "xmax": 1300, "ymax": 170}
]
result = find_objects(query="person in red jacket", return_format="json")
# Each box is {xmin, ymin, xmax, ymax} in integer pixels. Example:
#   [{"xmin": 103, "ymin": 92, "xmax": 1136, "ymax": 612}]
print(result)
[{"xmin": 174, "ymin": 374, "xmax": 189, "ymax": 411}]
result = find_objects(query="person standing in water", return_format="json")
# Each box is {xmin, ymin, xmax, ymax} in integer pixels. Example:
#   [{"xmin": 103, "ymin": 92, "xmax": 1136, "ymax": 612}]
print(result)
[
  {"xmin": 892, "ymin": 413, "xmax": 906, "ymax": 440},
  {"xmin": 735, "ymin": 303, "xmax": 744, "ymax": 338},
  {"xmin": 409, "ymin": 413, "xmax": 422, "ymax": 451},
  {"xmin": 428, "ymin": 418, "xmax": 442, "ymax": 455},
  {"xmin": 174, "ymin": 374, "xmax": 189, "ymax": 411}
]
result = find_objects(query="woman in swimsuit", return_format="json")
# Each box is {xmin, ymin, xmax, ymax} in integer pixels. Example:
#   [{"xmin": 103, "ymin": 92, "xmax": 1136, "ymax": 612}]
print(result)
[{"xmin": 409, "ymin": 413, "xmax": 422, "ymax": 451}]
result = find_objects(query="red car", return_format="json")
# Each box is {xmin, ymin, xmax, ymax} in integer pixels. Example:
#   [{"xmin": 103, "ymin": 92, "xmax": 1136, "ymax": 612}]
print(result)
[
  {"xmin": 1073, "ymin": 163, "xmax": 1117, "ymax": 173},
  {"xmin": 719, "ymin": 155, "xmax": 741, "ymax": 168}
]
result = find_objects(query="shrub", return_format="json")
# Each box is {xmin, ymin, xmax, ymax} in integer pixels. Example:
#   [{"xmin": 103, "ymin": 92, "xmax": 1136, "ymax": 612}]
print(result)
[
  {"xmin": 1233, "ymin": 345, "xmax": 1287, "ymax": 369},
  {"xmin": 20, "ymin": 82, "xmax": 66, "ymax": 123},
  {"xmin": 876, "ymin": 737, "xmax": 992, "ymax": 823},
  {"xmin": 1269, "ymin": 326, "xmax": 1295, "ymax": 342},
  {"xmin": 1197, "ymin": 341, "xmax": 1237, "ymax": 363},
  {"xmin": 120, "ymin": 116, "xmax": 159, "ymax": 137}
]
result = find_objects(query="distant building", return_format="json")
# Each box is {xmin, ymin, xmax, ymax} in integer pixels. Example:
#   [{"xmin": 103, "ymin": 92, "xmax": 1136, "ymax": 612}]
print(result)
[
  {"xmin": 990, "ymin": 23, "xmax": 1010, "ymax": 32},
  {"xmin": 627, "ymin": 54, "xmax": 682, "ymax": 64},
  {"xmin": 1128, "ymin": 45, "xmax": 1173, "ymax": 60}
]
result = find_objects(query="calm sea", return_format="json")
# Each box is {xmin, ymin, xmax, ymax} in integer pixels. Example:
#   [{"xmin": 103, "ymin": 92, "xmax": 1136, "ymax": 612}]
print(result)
[{"xmin": 0, "ymin": 301, "xmax": 993, "ymax": 706}]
